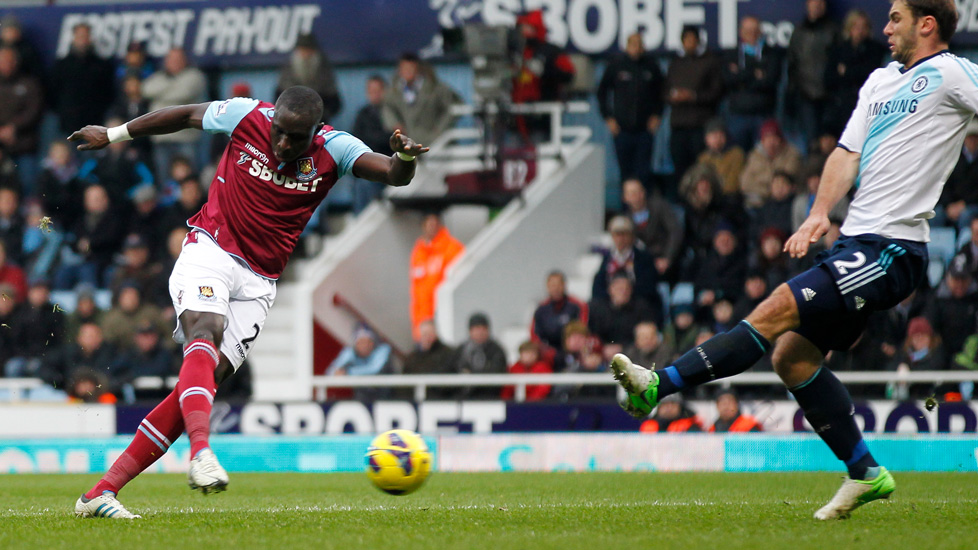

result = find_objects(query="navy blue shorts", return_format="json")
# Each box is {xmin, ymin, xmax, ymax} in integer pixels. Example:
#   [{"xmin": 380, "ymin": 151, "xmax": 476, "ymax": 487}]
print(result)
[{"xmin": 786, "ymin": 234, "xmax": 928, "ymax": 353}]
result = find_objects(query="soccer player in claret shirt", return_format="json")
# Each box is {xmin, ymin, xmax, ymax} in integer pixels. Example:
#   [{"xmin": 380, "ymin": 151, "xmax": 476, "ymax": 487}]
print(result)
[
  {"xmin": 613, "ymin": 0, "xmax": 971, "ymax": 520},
  {"xmin": 68, "ymin": 86, "xmax": 429, "ymax": 519}
]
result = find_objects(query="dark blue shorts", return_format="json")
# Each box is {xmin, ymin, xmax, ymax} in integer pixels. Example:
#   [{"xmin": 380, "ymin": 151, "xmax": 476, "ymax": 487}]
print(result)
[{"xmin": 786, "ymin": 234, "xmax": 928, "ymax": 353}]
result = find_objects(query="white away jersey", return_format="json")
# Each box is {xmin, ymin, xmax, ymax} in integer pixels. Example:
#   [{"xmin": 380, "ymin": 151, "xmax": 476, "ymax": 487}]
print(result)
[{"xmin": 838, "ymin": 51, "xmax": 978, "ymax": 242}]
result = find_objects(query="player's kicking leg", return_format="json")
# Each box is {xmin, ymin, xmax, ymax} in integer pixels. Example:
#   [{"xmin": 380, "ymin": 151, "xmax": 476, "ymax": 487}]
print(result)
[
  {"xmin": 611, "ymin": 283, "xmax": 892, "ymax": 519},
  {"xmin": 178, "ymin": 311, "xmax": 230, "ymax": 494}
]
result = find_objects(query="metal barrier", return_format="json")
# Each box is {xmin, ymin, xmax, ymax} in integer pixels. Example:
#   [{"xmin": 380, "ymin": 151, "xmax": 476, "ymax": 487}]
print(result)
[
  {"xmin": 310, "ymin": 371, "xmax": 978, "ymax": 403},
  {"xmin": 4, "ymin": 371, "xmax": 978, "ymax": 403}
]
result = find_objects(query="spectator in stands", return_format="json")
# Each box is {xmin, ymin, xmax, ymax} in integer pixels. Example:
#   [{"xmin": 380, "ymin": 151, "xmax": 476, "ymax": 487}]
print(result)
[
  {"xmin": 888, "ymin": 317, "xmax": 946, "ymax": 400},
  {"xmin": 409, "ymin": 213, "xmax": 464, "ymax": 337},
  {"xmin": 0, "ymin": 15, "xmax": 41, "ymax": 77},
  {"xmin": 383, "ymin": 53, "xmax": 459, "ymax": 148},
  {"xmin": 113, "ymin": 320, "xmax": 177, "ymax": 403},
  {"xmin": 54, "ymin": 184, "xmax": 123, "ymax": 289},
  {"xmin": 51, "ymin": 22, "xmax": 114, "ymax": 136},
  {"xmin": 327, "ymin": 325, "xmax": 393, "ymax": 378},
  {"xmin": 589, "ymin": 273, "xmax": 658, "ymax": 357},
  {"xmin": 77, "ymin": 116, "xmax": 155, "ymax": 206},
  {"xmin": 791, "ymin": 160, "xmax": 848, "ymax": 232},
  {"xmin": 530, "ymin": 270, "xmax": 587, "ymax": 354},
  {"xmin": 65, "ymin": 284, "xmax": 102, "ymax": 342},
  {"xmin": 621, "ymin": 178, "xmax": 682, "ymax": 282},
  {"xmin": 110, "ymin": 74, "xmax": 153, "ymax": 161},
  {"xmin": 734, "ymin": 270, "xmax": 769, "ymax": 322},
  {"xmin": 512, "ymin": 10, "xmax": 575, "ymax": 105},
  {"xmin": 663, "ymin": 303, "xmax": 700, "ymax": 360},
  {"xmin": 693, "ymin": 118, "xmax": 745, "ymax": 196},
  {"xmin": 36, "ymin": 141, "xmax": 82, "ymax": 229},
  {"xmin": 109, "ymin": 233, "xmax": 167, "ymax": 307},
  {"xmin": 709, "ymin": 390, "xmax": 763, "ymax": 432},
  {"xmin": 453, "ymin": 312, "xmax": 508, "ymax": 399},
  {"xmin": 402, "ymin": 319, "xmax": 455, "ymax": 399},
  {"xmin": 927, "ymin": 255, "xmax": 978, "ymax": 368},
  {"xmin": 739, "ymin": 120, "xmax": 802, "ymax": 210},
  {"xmin": 501, "ymin": 340, "xmax": 552, "ymax": 401},
  {"xmin": 20, "ymin": 199, "xmax": 64, "ymax": 282},
  {"xmin": 957, "ymin": 217, "xmax": 978, "ymax": 278},
  {"xmin": 787, "ymin": 0, "xmax": 839, "ymax": 148},
  {"xmin": 0, "ymin": 239, "xmax": 26, "ymax": 303},
  {"xmin": 0, "ymin": 147, "xmax": 20, "ymax": 193},
  {"xmin": 67, "ymin": 368, "xmax": 117, "ymax": 404},
  {"xmin": 276, "ymin": 33, "xmax": 341, "ymax": 123},
  {"xmin": 667, "ymin": 26, "xmax": 723, "ymax": 186},
  {"xmin": 126, "ymin": 184, "xmax": 166, "ymax": 256},
  {"xmin": 551, "ymin": 320, "xmax": 609, "ymax": 400},
  {"xmin": 624, "ymin": 321, "xmax": 673, "ymax": 371},
  {"xmin": 0, "ymin": 45, "xmax": 43, "ymax": 186},
  {"xmin": 0, "ymin": 186, "xmax": 23, "ymax": 265},
  {"xmin": 100, "ymin": 280, "xmax": 165, "ymax": 353},
  {"xmin": 640, "ymin": 394, "xmax": 702, "ymax": 432},
  {"xmin": 750, "ymin": 171, "xmax": 796, "ymax": 246},
  {"xmin": 162, "ymin": 173, "xmax": 205, "ymax": 232},
  {"xmin": 689, "ymin": 222, "xmax": 747, "ymax": 307},
  {"xmin": 710, "ymin": 298, "xmax": 736, "ymax": 334},
  {"xmin": 824, "ymin": 9, "xmax": 887, "ymax": 136},
  {"xmin": 0, "ymin": 282, "xmax": 18, "ymax": 369},
  {"xmin": 752, "ymin": 228, "xmax": 791, "ymax": 291},
  {"xmin": 598, "ymin": 32, "xmax": 664, "ymax": 186},
  {"xmin": 5, "ymin": 276, "xmax": 65, "ymax": 379},
  {"xmin": 403, "ymin": 319, "xmax": 456, "ymax": 376},
  {"xmin": 936, "ymin": 118, "xmax": 978, "ymax": 231},
  {"xmin": 160, "ymin": 226, "xmax": 188, "ymax": 281},
  {"xmin": 352, "ymin": 75, "xmax": 393, "ymax": 214},
  {"xmin": 116, "ymin": 41, "xmax": 154, "ymax": 82},
  {"xmin": 142, "ymin": 47, "xmax": 207, "ymax": 180},
  {"xmin": 679, "ymin": 164, "xmax": 746, "ymax": 261},
  {"xmin": 721, "ymin": 16, "xmax": 783, "ymax": 151},
  {"xmin": 44, "ymin": 321, "xmax": 118, "ymax": 392},
  {"xmin": 592, "ymin": 215, "xmax": 661, "ymax": 319}
]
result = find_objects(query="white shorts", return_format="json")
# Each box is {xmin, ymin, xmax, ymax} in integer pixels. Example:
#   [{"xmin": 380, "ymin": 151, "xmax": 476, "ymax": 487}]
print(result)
[{"xmin": 169, "ymin": 230, "xmax": 277, "ymax": 371}]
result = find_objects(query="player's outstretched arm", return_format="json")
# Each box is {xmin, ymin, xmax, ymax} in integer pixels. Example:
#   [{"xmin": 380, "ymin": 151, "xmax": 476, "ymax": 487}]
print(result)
[
  {"xmin": 67, "ymin": 103, "xmax": 211, "ymax": 151},
  {"xmin": 352, "ymin": 129, "xmax": 430, "ymax": 187},
  {"xmin": 784, "ymin": 147, "xmax": 860, "ymax": 259}
]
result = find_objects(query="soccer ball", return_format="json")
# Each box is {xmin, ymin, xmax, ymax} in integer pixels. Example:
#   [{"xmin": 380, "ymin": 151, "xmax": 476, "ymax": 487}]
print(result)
[{"xmin": 365, "ymin": 429, "xmax": 432, "ymax": 495}]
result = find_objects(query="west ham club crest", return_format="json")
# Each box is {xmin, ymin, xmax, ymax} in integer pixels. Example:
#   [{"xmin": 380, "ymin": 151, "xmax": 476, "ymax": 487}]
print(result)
[{"xmin": 296, "ymin": 157, "xmax": 317, "ymax": 182}]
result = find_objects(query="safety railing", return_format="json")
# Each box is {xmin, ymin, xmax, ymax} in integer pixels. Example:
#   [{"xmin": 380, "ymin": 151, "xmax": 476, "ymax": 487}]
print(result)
[{"xmin": 4, "ymin": 371, "xmax": 977, "ymax": 403}]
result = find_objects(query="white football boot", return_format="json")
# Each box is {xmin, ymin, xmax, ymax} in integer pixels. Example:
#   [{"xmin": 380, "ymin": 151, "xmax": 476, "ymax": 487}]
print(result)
[
  {"xmin": 188, "ymin": 448, "xmax": 229, "ymax": 494},
  {"xmin": 814, "ymin": 467, "xmax": 895, "ymax": 520},
  {"xmin": 74, "ymin": 491, "xmax": 141, "ymax": 519}
]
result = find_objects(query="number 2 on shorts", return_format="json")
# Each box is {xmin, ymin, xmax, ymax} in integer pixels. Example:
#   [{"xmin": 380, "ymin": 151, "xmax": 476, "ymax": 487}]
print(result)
[{"xmin": 833, "ymin": 252, "xmax": 867, "ymax": 275}]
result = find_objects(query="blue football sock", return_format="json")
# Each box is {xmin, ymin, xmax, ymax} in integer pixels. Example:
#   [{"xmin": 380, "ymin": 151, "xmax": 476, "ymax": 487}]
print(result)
[
  {"xmin": 790, "ymin": 367, "xmax": 878, "ymax": 480},
  {"xmin": 655, "ymin": 320, "xmax": 771, "ymax": 398}
]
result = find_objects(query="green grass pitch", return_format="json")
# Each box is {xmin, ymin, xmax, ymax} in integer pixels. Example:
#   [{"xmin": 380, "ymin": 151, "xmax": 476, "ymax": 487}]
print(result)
[{"xmin": 1, "ymin": 472, "xmax": 975, "ymax": 549}]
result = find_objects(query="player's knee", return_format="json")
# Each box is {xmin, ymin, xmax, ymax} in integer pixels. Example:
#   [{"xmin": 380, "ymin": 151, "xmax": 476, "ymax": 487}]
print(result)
[
  {"xmin": 184, "ymin": 313, "xmax": 224, "ymax": 348},
  {"xmin": 745, "ymin": 284, "xmax": 800, "ymax": 340}
]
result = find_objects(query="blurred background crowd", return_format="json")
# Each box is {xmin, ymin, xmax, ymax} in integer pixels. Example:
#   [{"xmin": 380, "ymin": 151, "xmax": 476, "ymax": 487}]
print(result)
[{"xmin": 0, "ymin": 1, "xmax": 975, "ymax": 405}]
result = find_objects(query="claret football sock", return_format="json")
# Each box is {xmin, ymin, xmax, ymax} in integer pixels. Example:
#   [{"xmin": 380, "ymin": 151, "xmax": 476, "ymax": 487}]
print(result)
[
  {"xmin": 178, "ymin": 339, "xmax": 220, "ymax": 459},
  {"xmin": 790, "ymin": 367, "xmax": 879, "ymax": 480},
  {"xmin": 655, "ymin": 320, "xmax": 771, "ymax": 398},
  {"xmin": 84, "ymin": 388, "xmax": 184, "ymax": 499}
]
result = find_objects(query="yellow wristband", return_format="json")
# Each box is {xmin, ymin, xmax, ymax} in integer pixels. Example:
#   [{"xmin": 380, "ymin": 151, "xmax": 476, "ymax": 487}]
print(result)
[{"xmin": 397, "ymin": 152, "xmax": 416, "ymax": 162}]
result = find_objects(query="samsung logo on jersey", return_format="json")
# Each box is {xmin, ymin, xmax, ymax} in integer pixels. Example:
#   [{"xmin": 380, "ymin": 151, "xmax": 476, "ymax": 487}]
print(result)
[{"xmin": 867, "ymin": 98, "xmax": 919, "ymax": 118}]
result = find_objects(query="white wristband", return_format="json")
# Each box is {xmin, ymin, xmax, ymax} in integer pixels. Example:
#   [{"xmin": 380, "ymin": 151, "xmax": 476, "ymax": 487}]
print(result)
[
  {"xmin": 106, "ymin": 124, "xmax": 132, "ymax": 144},
  {"xmin": 396, "ymin": 151, "xmax": 416, "ymax": 162}
]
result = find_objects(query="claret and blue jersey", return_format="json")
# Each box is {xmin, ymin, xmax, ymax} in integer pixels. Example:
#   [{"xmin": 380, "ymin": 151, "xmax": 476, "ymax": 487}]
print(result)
[{"xmin": 190, "ymin": 97, "xmax": 372, "ymax": 279}]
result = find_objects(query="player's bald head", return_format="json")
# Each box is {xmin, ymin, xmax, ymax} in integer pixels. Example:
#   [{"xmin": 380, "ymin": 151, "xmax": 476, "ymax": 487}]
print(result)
[{"xmin": 275, "ymin": 86, "xmax": 324, "ymax": 126}]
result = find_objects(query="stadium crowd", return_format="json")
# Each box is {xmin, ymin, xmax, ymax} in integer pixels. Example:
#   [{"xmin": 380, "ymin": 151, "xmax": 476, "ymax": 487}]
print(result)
[{"xmin": 0, "ymin": 2, "xmax": 975, "ymax": 404}]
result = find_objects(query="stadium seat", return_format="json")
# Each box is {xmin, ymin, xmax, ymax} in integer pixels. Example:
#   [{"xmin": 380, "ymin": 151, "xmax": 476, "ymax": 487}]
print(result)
[
  {"xmin": 927, "ymin": 257, "xmax": 946, "ymax": 288},
  {"xmin": 957, "ymin": 227, "xmax": 972, "ymax": 250},
  {"xmin": 670, "ymin": 282, "xmax": 695, "ymax": 307}
]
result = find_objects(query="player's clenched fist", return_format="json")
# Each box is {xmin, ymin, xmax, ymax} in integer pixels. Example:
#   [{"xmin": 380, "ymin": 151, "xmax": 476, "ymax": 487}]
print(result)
[{"xmin": 68, "ymin": 126, "xmax": 110, "ymax": 151}]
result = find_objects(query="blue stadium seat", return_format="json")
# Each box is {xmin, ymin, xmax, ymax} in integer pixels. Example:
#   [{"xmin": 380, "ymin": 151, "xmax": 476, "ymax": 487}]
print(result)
[{"xmin": 928, "ymin": 226, "xmax": 957, "ymax": 264}]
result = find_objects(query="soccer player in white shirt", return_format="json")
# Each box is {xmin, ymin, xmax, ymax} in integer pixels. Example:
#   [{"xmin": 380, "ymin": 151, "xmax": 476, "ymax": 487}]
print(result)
[{"xmin": 613, "ymin": 0, "xmax": 965, "ymax": 520}]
